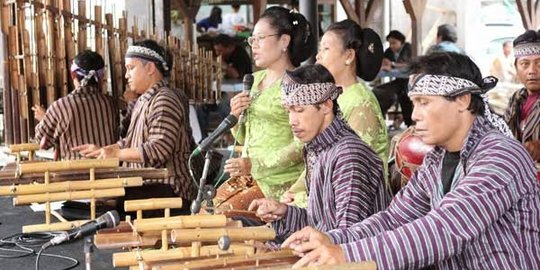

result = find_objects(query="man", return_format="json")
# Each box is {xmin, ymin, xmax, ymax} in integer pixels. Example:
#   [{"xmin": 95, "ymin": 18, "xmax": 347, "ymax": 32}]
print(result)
[
  {"xmin": 249, "ymin": 64, "xmax": 390, "ymax": 242},
  {"xmin": 282, "ymin": 53, "xmax": 540, "ymax": 269},
  {"xmin": 74, "ymin": 40, "xmax": 200, "ymax": 215},
  {"xmin": 33, "ymin": 50, "xmax": 118, "ymax": 160},
  {"xmin": 373, "ymin": 30, "xmax": 414, "ymax": 127},
  {"xmin": 426, "ymin": 24, "xmax": 463, "ymax": 54},
  {"xmin": 490, "ymin": 40, "xmax": 516, "ymax": 84},
  {"xmin": 197, "ymin": 34, "xmax": 252, "ymax": 139},
  {"xmin": 504, "ymin": 30, "xmax": 540, "ymax": 161}
]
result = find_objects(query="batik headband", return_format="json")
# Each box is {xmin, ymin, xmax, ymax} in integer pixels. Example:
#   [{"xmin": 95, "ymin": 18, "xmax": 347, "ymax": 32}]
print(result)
[
  {"xmin": 408, "ymin": 73, "xmax": 512, "ymax": 137},
  {"xmin": 126, "ymin": 45, "xmax": 169, "ymax": 71},
  {"xmin": 281, "ymin": 74, "xmax": 343, "ymax": 107},
  {"xmin": 514, "ymin": 42, "xmax": 540, "ymax": 58},
  {"xmin": 70, "ymin": 62, "xmax": 105, "ymax": 87}
]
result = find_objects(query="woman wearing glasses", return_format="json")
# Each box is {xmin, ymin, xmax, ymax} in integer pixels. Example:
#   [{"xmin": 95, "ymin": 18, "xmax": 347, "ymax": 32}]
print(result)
[{"xmin": 223, "ymin": 6, "xmax": 316, "ymax": 202}]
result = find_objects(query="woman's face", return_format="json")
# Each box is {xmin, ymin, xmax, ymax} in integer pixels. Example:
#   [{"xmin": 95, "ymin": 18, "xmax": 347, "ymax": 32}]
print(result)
[
  {"xmin": 250, "ymin": 18, "xmax": 290, "ymax": 68},
  {"xmin": 316, "ymin": 31, "xmax": 352, "ymax": 80}
]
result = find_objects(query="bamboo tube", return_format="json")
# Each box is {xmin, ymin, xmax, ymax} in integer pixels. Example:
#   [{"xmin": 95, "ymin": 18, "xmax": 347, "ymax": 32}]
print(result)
[
  {"xmin": 113, "ymin": 244, "xmax": 254, "ymax": 267},
  {"xmin": 45, "ymin": 0, "xmax": 57, "ymax": 106},
  {"xmin": 170, "ymin": 226, "xmax": 276, "ymax": 244},
  {"xmin": 124, "ymin": 198, "xmax": 183, "ymax": 212},
  {"xmin": 22, "ymin": 220, "xmax": 88, "ymax": 233},
  {"xmin": 77, "ymin": 0, "xmax": 86, "ymax": 52},
  {"xmin": 8, "ymin": 25, "xmax": 21, "ymax": 144},
  {"xmin": 18, "ymin": 158, "xmax": 119, "ymax": 174},
  {"xmin": 0, "ymin": 177, "xmax": 142, "ymax": 195},
  {"xmin": 14, "ymin": 187, "xmax": 125, "ymax": 205},
  {"xmin": 62, "ymin": 0, "xmax": 75, "ymax": 71},
  {"xmin": 7, "ymin": 143, "xmax": 40, "ymax": 153},
  {"xmin": 134, "ymin": 215, "xmax": 227, "ymax": 232}
]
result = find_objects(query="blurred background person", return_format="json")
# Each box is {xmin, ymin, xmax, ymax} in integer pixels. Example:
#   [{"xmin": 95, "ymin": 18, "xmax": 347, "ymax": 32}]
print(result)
[
  {"xmin": 490, "ymin": 40, "xmax": 517, "ymax": 83},
  {"xmin": 426, "ymin": 24, "xmax": 463, "ymax": 54},
  {"xmin": 196, "ymin": 6, "xmax": 222, "ymax": 33},
  {"xmin": 220, "ymin": 4, "xmax": 246, "ymax": 36}
]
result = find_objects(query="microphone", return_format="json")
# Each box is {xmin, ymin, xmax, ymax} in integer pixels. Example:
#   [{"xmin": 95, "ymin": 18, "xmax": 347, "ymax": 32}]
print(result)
[
  {"xmin": 45, "ymin": 210, "xmax": 120, "ymax": 248},
  {"xmin": 193, "ymin": 114, "xmax": 238, "ymax": 155},
  {"xmin": 238, "ymin": 74, "xmax": 254, "ymax": 124}
]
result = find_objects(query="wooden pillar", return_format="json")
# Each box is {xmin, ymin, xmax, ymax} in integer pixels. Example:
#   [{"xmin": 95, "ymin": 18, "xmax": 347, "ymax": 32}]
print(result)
[
  {"xmin": 403, "ymin": 0, "xmax": 427, "ymax": 57},
  {"xmin": 253, "ymin": 0, "xmax": 267, "ymax": 23},
  {"xmin": 340, "ymin": 0, "xmax": 360, "ymax": 24},
  {"xmin": 173, "ymin": 0, "xmax": 201, "ymax": 45},
  {"xmin": 516, "ymin": 0, "xmax": 539, "ymax": 30}
]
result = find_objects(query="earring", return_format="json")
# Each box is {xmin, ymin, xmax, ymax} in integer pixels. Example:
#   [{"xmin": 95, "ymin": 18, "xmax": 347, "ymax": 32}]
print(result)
[
  {"xmin": 282, "ymin": 48, "xmax": 287, "ymax": 52},
  {"xmin": 345, "ymin": 60, "xmax": 351, "ymax": 66}
]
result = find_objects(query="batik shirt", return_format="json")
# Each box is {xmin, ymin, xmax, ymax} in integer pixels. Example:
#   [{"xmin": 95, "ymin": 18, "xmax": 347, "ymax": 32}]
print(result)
[
  {"xmin": 231, "ymin": 70, "xmax": 304, "ymax": 199},
  {"xmin": 118, "ymin": 80, "xmax": 199, "ymax": 200},
  {"xmin": 504, "ymin": 88, "xmax": 540, "ymax": 143},
  {"xmin": 273, "ymin": 117, "xmax": 390, "ymax": 239},
  {"xmin": 327, "ymin": 116, "xmax": 540, "ymax": 269},
  {"xmin": 287, "ymin": 82, "xmax": 389, "ymax": 206},
  {"xmin": 35, "ymin": 85, "xmax": 119, "ymax": 160}
]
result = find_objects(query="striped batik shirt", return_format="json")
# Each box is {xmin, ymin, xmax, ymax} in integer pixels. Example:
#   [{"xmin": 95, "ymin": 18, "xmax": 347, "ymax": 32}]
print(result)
[
  {"xmin": 35, "ymin": 85, "xmax": 119, "ymax": 160},
  {"xmin": 327, "ymin": 116, "xmax": 540, "ymax": 269},
  {"xmin": 504, "ymin": 87, "xmax": 540, "ymax": 144},
  {"xmin": 273, "ymin": 117, "xmax": 391, "ymax": 239},
  {"xmin": 118, "ymin": 80, "xmax": 199, "ymax": 200}
]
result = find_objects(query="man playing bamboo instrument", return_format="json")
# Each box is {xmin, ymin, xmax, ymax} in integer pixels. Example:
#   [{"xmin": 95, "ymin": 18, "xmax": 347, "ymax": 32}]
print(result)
[
  {"xmin": 33, "ymin": 50, "xmax": 119, "ymax": 160},
  {"xmin": 504, "ymin": 30, "xmax": 540, "ymax": 161},
  {"xmin": 248, "ymin": 64, "xmax": 390, "ymax": 243},
  {"xmin": 74, "ymin": 40, "xmax": 200, "ymax": 215},
  {"xmin": 282, "ymin": 53, "xmax": 540, "ymax": 269}
]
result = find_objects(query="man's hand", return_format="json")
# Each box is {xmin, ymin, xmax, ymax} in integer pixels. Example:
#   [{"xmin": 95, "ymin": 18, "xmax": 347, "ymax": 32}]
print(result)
[
  {"xmin": 524, "ymin": 140, "xmax": 540, "ymax": 161},
  {"xmin": 72, "ymin": 144, "xmax": 100, "ymax": 157},
  {"xmin": 32, "ymin": 105, "xmax": 46, "ymax": 121},
  {"xmin": 224, "ymin": 157, "xmax": 251, "ymax": 178},
  {"xmin": 248, "ymin": 198, "xmax": 288, "ymax": 223},
  {"xmin": 281, "ymin": 226, "xmax": 345, "ymax": 269}
]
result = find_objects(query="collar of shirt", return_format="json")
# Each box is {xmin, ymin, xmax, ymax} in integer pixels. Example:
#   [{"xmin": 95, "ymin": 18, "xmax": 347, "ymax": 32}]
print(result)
[
  {"xmin": 424, "ymin": 116, "xmax": 495, "ymax": 168},
  {"xmin": 70, "ymin": 85, "xmax": 101, "ymax": 95},
  {"xmin": 138, "ymin": 79, "xmax": 168, "ymax": 102},
  {"xmin": 306, "ymin": 116, "xmax": 350, "ymax": 154}
]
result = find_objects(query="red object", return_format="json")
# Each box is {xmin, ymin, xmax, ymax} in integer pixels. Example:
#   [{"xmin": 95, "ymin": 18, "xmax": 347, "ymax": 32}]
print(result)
[{"xmin": 395, "ymin": 127, "xmax": 434, "ymax": 181}]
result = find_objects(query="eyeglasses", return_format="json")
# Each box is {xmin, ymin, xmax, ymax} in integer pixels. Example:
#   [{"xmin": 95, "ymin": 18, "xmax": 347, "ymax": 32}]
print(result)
[{"xmin": 247, "ymin": 33, "xmax": 280, "ymax": 46}]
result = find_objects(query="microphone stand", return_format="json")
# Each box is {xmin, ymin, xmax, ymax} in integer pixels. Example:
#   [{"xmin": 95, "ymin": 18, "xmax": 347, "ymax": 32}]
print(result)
[
  {"xmin": 190, "ymin": 150, "xmax": 217, "ymax": 214},
  {"xmin": 84, "ymin": 236, "xmax": 94, "ymax": 270}
]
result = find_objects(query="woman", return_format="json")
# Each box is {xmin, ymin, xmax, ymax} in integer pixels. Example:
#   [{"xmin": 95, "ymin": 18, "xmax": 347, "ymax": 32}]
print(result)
[
  {"xmin": 284, "ymin": 19, "xmax": 389, "ymax": 205},
  {"xmin": 224, "ymin": 6, "xmax": 316, "ymax": 200}
]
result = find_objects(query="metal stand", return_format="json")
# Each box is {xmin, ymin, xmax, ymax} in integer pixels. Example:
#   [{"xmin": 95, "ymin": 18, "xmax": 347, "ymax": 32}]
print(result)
[
  {"xmin": 191, "ymin": 150, "xmax": 217, "ymax": 214},
  {"xmin": 84, "ymin": 236, "xmax": 94, "ymax": 270}
]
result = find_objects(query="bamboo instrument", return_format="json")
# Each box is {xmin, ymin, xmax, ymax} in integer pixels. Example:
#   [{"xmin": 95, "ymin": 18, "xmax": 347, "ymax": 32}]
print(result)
[
  {"xmin": 55, "ymin": 1, "xmax": 68, "ymax": 98},
  {"xmin": 62, "ymin": 0, "xmax": 75, "ymax": 76},
  {"xmin": 0, "ymin": 167, "xmax": 168, "ymax": 185},
  {"xmin": 45, "ymin": 0, "xmax": 57, "ymax": 106},
  {"xmin": 17, "ymin": 158, "xmax": 119, "ymax": 174},
  {"xmin": 124, "ymin": 198, "xmax": 184, "ymax": 212},
  {"xmin": 113, "ymin": 244, "xmax": 254, "ymax": 267},
  {"xmin": 7, "ymin": 143, "xmax": 40, "ymax": 153},
  {"xmin": 9, "ymin": 25, "xmax": 21, "ymax": 144},
  {"xmin": 133, "ymin": 215, "xmax": 228, "ymax": 232},
  {"xmin": 77, "ymin": 0, "xmax": 86, "ymax": 52},
  {"xmin": 170, "ymin": 226, "xmax": 275, "ymax": 244},
  {"xmin": 14, "ymin": 187, "xmax": 125, "ymax": 205},
  {"xmin": 22, "ymin": 220, "xmax": 88, "ymax": 233},
  {"xmin": 0, "ymin": 176, "xmax": 143, "ymax": 195}
]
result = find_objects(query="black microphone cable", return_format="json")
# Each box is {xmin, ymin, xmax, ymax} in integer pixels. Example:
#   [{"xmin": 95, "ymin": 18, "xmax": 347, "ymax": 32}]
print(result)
[{"xmin": 0, "ymin": 232, "xmax": 78, "ymax": 270}]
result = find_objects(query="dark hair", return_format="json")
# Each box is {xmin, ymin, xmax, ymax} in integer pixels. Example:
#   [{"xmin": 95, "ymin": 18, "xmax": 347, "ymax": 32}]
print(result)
[
  {"xmin": 286, "ymin": 64, "xmax": 339, "ymax": 114},
  {"xmin": 325, "ymin": 19, "xmax": 383, "ymax": 81},
  {"xmin": 260, "ymin": 6, "xmax": 316, "ymax": 67},
  {"xmin": 231, "ymin": 4, "xmax": 240, "ymax": 9},
  {"xmin": 513, "ymin": 30, "xmax": 540, "ymax": 47},
  {"xmin": 132, "ymin": 39, "xmax": 173, "ymax": 77},
  {"xmin": 409, "ymin": 52, "xmax": 485, "ymax": 115},
  {"xmin": 214, "ymin": 34, "xmax": 235, "ymax": 47},
  {"xmin": 437, "ymin": 24, "xmax": 458, "ymax": 43},
  {"xmin": 386, "ymin": 30, "xmax": 406, "ymax": 43},
  {"xmin": 73, "ymin": 50, "xmax": 105, "ymax": 86},
  {"xmin": 209, "ymin": 7, "xmax": 222, "ymax": 25}
]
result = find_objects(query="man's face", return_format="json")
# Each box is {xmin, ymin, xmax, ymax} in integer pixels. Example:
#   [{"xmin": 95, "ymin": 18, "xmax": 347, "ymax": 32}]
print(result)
[
  {"xmin": 410, "ymin": 95, "xmax": 464, "ymax": 148},
  {"xmin": 516, "ymin": 54, "xmax": 540, "ymax": 93},
  {"xmin": 125, "ymin": 57, "xmax": 151, "ymax": 95},
  {"xmin": 213, "ymin": 44, "xmax": 230, "ymax": 58},
  {"xmin": 387, "ymin": 37, "xmax": 403, "ymax": 54},
  {"xmin": 287, "ymin": 103, "xmax": 327, "ymax": 143}
]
